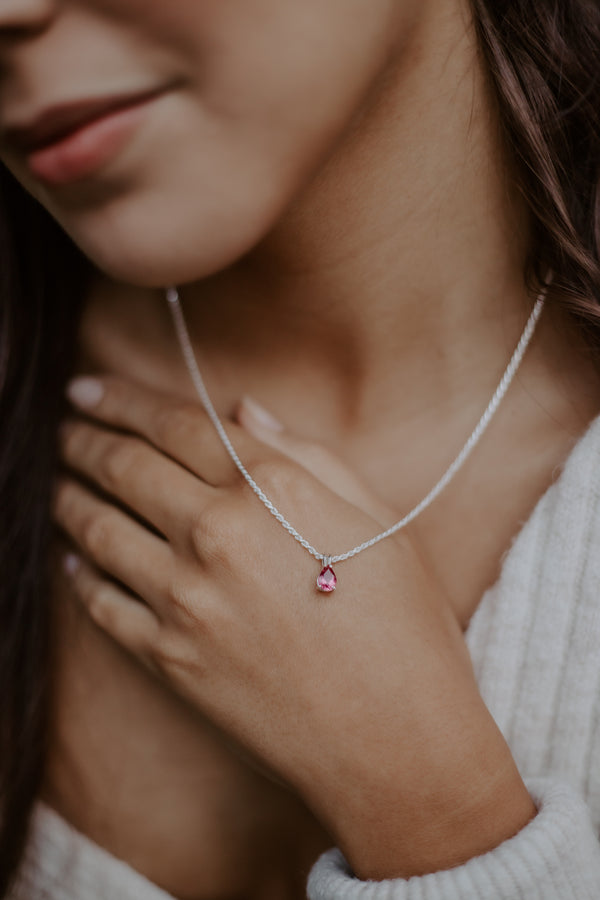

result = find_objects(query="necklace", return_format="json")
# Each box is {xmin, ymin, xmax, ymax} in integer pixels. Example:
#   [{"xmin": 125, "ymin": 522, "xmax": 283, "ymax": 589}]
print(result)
[{"xmin": 166, "ymin": 277, "xmax": 551, "ymax": 593}]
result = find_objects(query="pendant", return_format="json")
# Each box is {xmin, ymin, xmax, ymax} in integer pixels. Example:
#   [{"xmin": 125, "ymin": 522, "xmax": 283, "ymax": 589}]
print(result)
[{"xmin": 316, "ymin": 557, "xmax": 337, "ymax": 592}]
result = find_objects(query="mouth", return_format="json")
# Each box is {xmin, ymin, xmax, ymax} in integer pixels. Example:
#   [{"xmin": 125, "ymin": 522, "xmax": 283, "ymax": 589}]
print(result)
[{"xmin": 1, "ymin": 85, "xmax": 169, "ymax": 186}]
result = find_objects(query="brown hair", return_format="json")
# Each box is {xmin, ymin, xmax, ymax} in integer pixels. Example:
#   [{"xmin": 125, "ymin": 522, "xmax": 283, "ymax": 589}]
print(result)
[
  {"xmin": 1, "ymin": 0, "xmax": 599, "ymax": 892},
  {"xmin": 0, "ymin": 168, "xmax": 91, "ymax": 892},
  {"xmin": 472, "ymin": 0, "xmax": 600, "ymax": 334}
]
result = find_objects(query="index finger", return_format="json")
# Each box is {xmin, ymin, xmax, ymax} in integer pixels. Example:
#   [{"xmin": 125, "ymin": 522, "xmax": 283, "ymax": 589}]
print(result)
[{"xmin": 66, "ymin": 374, "xmax": 256, "ymax": 487}]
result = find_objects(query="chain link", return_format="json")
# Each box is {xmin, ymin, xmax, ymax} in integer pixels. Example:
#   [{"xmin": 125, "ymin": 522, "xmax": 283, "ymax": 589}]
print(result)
[{"xmin": 167, "ymin": 277, "xmax": 551, "ymax": 568}]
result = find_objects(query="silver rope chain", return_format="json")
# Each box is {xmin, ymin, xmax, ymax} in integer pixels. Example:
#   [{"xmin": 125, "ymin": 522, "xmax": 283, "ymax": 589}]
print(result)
[{"xmin": 166, "ymin": 277, "xmax": 550, "ymax": 579}]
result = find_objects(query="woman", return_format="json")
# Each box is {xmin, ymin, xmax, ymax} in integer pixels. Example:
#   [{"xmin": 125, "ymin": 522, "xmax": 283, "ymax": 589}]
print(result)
[{"xmin": 1, "ymin": 0, "xmax": 600, "ymax": 897}]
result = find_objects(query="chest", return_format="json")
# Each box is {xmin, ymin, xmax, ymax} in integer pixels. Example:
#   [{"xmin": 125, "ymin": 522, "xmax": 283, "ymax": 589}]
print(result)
[
  {"xmin": 45, "ymin": 553, "xmax": 332, "ymax": 899},
  {"xmin": 339, "ymin": 409, "xmax": 583, "ymax": 633},
  {"xmin": 46, "ymin": 276, "xmax": 600, "ymax": 896}
]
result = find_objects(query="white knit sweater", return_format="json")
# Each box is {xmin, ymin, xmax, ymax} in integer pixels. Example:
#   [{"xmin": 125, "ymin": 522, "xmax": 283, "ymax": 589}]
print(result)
[{"xmin": 12, "ymin": 410, "xmax": 600, "ymax": 900}]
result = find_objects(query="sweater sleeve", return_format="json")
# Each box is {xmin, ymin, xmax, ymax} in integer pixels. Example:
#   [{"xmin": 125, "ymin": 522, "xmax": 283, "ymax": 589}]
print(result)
[{"xmin": 306, "ymin": 776, "xmax": 600, "ymax": 900}]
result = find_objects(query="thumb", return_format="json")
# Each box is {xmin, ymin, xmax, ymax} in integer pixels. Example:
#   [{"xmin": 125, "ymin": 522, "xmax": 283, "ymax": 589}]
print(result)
[
  {"xmin": 235, "ymin": 395, "xmax": 286, "ymax": 444},
  {"xmin": 235, "ymin": 392, "xmax": 340, "ymax": 480},
  {"xmin": 234, "ymin": 395, "xmax": 395, "ymax": 527}
]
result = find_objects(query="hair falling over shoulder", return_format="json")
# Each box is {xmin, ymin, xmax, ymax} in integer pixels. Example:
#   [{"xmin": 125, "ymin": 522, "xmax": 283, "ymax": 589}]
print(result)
[
  {"xmin": 471, "ymin": 0, "xmax": 600, "ymax": 330},
  {"xmin": 0, "ymin": 170, "xmax": 91, "ymax": 892},
  {"xmin": 0, "ymin": 0, "xmax": 599, "ymax": 893}
]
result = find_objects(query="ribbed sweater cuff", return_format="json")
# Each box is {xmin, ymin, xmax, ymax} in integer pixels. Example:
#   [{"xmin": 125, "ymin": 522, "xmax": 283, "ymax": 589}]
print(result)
[{"xmin": 306, "ymin": 776, "xmax": 600, "ymax": 899}]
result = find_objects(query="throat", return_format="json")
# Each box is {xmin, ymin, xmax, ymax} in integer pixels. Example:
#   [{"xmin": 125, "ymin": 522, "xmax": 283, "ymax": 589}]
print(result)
[{"xmin": 76, "ymin": 272, "xmax": 600, "ymax": 641}]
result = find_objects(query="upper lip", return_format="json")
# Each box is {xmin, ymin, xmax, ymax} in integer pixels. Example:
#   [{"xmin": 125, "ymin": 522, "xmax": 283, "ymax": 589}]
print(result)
[{"xmin": 1, "ymin": 86, "xmax": 166, "ymax": 154}]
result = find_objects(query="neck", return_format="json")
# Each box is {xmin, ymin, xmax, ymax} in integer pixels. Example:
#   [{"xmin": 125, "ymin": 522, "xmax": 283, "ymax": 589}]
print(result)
[
  {"xmin": 88, "ymin": 1, "xmax": 583, "ymax": 456},
  {"xmin": 174, "ymin": 2, "xmax": 538, "ymax": 436}
]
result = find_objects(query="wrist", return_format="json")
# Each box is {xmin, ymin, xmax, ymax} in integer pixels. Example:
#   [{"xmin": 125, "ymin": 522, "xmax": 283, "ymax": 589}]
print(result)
[
  {"xmin": 336, "ymin": 758, "xmax": 535, "ymax": 881},
  {"xmin": 302, "ymin": 711, "xmax": 537, "ymax": 881}
]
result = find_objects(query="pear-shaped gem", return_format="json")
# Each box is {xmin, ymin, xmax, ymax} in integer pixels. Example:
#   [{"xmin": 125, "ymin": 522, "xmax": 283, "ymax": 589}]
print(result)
[{"xmin": 316, "ymin": 565, "xmax": 337, "ymax": 592}]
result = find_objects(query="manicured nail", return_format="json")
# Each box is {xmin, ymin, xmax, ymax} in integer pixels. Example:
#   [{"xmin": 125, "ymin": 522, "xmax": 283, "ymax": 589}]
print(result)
[
  {"xmin": 66, "ymin": 376, "xmax": 104, "ymax": 408},
  {"xmin": 63, "ymin": 553, "xmax": 81, "ymax": 576},
  {"xmin": 240, "ymin": 395, "xmax": 284, "ymax": 431}
]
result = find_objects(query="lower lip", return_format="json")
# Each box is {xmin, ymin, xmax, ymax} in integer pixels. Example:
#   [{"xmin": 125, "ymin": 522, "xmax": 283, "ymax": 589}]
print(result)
[{"xmin": 25, "ymin": 94, "xmax": 160, "ymax": 187}]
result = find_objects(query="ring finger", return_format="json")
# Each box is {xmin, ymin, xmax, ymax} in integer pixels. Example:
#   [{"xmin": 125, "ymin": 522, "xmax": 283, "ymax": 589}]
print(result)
[
  {"xmin": 59, "ymin": 419, "xmax": 213, "ymax": 547},
  {"xmin": 53, "ymin": 476, "xmax": 176, "ymax": 617}
]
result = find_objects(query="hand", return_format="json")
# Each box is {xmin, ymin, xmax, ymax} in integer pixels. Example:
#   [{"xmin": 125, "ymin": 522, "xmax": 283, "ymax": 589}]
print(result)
[{"xmin": 53, "ymin": 374, "xmax": 536, "ymax": 880}]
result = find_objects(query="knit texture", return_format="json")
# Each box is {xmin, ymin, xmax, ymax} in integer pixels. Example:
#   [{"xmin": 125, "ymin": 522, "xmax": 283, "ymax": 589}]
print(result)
[
  {"xmin": 12, "ymin": 411, "xmax": 600, "ymax": 899},
  {"xmin": 308, "ymin": 409, "xmax": 600, "ymax": 899},
  {"xmin": 11, "ymin": 804, "xmax": 173, "ymax": 900}
]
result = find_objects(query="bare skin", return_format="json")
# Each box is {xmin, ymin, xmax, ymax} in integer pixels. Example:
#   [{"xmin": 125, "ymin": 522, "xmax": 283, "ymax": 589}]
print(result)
[
  {"xmin": 43, "ymin": 277, "xmax": 600, "ymax": 900},
  {"xmin": 0, "ymin": 0, "xmax": 599, "ymax": 897}
]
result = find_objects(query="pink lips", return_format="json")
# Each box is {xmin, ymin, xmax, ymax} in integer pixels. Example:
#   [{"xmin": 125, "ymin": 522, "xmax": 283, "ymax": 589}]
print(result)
[{"xmin": 8, "ymin": 89, "xmax": 166, "ymax": 187}]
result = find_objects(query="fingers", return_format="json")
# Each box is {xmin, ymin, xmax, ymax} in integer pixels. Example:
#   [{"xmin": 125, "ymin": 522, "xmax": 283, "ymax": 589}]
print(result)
[
  {"xmin": 65, "ymin": 374, "xmax": 260, "ymax": 487},
  {"xmin": 59, "ymin": 418, "xmax": 213, "ymax": 546},
  {"xmin": 236, "ymin": 397, "xmax": 398, "ymax": 527},
  {"xmin": 63, "ymin": 553, "xmax": 161, "ymax": 663},
  {"xmin": 64, "ymin": 374, "xmax": 396, "ymax": 535},
  {"xmin": 53, "ymin": 476, "xmax": 176, "ymax": 617}
]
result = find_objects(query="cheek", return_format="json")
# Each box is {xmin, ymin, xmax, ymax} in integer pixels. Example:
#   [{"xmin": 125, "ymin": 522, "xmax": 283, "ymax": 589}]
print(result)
[{"xmin": 11, "ymin": 0, "xmax": 412, "ymax": 287}]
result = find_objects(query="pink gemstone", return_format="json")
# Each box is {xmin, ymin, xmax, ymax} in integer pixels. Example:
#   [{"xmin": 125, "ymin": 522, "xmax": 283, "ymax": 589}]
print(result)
[{"xmin": 316, "ymin": 565, "xmax": 337, "ymax": 592}]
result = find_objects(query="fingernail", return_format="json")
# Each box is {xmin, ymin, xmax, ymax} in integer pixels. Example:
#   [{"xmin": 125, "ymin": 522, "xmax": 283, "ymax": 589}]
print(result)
[
  {"xmin": 240, "ymin": 395, "xmax": 284, "ymax": 431},
  {"xmin": 66, "ymin": 376, "xmax": 104, "ymax": 408},
  {"xmin": 63, "ymin": 553, "xmax": 81, "ymax": 576}
]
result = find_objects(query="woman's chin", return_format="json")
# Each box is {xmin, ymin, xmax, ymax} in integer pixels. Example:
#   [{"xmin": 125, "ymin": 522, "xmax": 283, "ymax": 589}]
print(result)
[
  {"xmin": 62, "ymin": 218, "xmax": 265, "ymax": 288},
  {"xmin": 56, "ymin": 189, "xmax": 282, "ymax": 288}
]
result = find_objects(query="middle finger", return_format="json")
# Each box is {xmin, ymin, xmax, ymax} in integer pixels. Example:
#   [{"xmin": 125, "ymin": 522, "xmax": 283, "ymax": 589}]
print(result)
[{"xmin": 60, "ymin": 419, "xmax": 214, "ymax": 546}]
